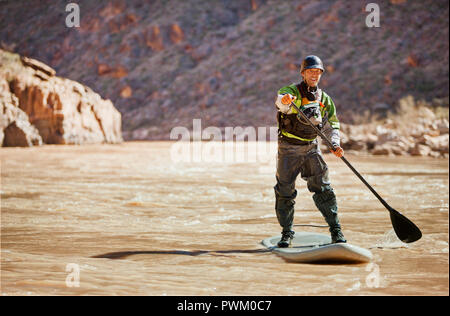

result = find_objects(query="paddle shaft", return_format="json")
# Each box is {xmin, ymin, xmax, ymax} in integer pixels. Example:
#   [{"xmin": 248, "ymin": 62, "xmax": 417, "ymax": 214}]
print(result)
[
  {"xmin": 339, "ymin": 155, "xmax": 392, "ymax": 211},
  {"xmin": 291, "ymin": 102, "xmax": 392, "ymax": 211}
]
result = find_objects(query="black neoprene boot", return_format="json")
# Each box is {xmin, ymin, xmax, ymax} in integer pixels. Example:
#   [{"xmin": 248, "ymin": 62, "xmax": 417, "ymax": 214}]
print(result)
[
  {"xmin": 277, "ymin": 231, "xmax": 295, "ymax": 248},
  {"xmin": 313, "ymin": 187, "xmax": 347, "ymax": 244},
  {"xmin": 331, "ymin": 227, "xmax": 347, "ymax": 243}
]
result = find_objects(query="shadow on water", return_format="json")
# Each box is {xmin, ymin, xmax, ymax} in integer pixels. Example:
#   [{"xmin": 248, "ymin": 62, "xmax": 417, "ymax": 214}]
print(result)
[
  {"xmin": 91, "ymin": 248, "xmax": 358, "ymax": 265},
  {"xmin": 1, "ymin": 192, "xmax": 42, "ymax": 199},
  {"xmin": 91, "ymin": 248, "xmax": 273, "ymax": 260},
  {"xmin": 91, "ymin": 243, "xmax": 330, "ymax": 260}
]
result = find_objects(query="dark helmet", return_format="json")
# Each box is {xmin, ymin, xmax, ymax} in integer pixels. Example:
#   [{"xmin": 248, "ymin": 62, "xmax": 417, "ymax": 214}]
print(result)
[{"xmin": 300, "ymin": 55, "xmax": 324, "ymax": 73}]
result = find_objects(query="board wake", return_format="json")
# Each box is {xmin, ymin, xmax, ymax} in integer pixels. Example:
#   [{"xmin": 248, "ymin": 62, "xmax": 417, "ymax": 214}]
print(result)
[{"xmin": 262, "ymin": 232, "xmax": 373, "ymax": 263}]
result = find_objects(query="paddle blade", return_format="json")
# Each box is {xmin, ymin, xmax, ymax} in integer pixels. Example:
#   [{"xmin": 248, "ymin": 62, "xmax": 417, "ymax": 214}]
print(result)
[{"xmin": 389, "ymin": 208, "xmax": 422, "ymax": 243}]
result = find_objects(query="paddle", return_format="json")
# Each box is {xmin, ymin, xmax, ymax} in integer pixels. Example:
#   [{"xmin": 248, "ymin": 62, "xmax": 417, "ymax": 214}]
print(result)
[{"xmin": 290, "ymin": 101, "xmax": 422, "ymax": 243}]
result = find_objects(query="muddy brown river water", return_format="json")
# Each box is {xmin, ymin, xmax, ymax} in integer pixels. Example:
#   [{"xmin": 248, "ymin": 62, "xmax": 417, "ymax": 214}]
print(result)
[{"xmin": 1, "ymin": 142, "xmax": 448, "ymax": 296}]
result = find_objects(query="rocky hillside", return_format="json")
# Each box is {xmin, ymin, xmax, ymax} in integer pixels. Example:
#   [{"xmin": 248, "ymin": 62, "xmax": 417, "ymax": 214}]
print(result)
[
  {"xmin": 0, "ymin": 0, "xmax": 448, "ymax": 141},
  {"xmin": 339, "ymin": 96, "xmax": 448, "ymax": 158}
]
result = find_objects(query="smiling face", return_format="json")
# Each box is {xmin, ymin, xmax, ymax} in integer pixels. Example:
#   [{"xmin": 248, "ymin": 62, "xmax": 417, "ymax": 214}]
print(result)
[{"xmin": 301, "ymin": 68, "xmax": 323, "ymax": 87}]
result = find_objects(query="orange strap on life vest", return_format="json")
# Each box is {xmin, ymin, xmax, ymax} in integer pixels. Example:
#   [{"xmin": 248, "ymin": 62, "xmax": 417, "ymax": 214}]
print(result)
[{"xmin": 302, "ymin": 97, "xmax": 326, "ymax": 109}]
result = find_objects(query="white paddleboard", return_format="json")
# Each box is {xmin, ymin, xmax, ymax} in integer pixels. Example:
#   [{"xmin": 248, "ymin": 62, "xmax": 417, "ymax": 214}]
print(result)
[{"xmin": 262, "ymin": 232, "xmax": 373, "ymax": 263}]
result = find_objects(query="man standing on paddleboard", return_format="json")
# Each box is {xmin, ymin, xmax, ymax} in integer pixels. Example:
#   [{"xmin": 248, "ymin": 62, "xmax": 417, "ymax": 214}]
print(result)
[{"xmin": 274, "ymin": 55, "xmax": 346, "ymax": 247}]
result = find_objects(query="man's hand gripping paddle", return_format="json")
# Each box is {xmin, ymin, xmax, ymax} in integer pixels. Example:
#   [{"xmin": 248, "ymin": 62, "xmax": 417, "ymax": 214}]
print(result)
[{"xmin": 291, "ymin": 101, "xmax": 422, "ymax": 243}]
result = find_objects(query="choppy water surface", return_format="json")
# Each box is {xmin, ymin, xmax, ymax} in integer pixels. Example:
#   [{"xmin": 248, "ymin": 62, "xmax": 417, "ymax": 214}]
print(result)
[{"xmin": 1, "ymin": 142, "xmax": 448, "ymax": 295}]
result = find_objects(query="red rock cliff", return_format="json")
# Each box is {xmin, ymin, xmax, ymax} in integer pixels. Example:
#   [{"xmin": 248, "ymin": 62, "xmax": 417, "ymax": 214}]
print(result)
[{"xmin": 0, "ymin": 49, "xmax": 122, "ymax": 146}]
